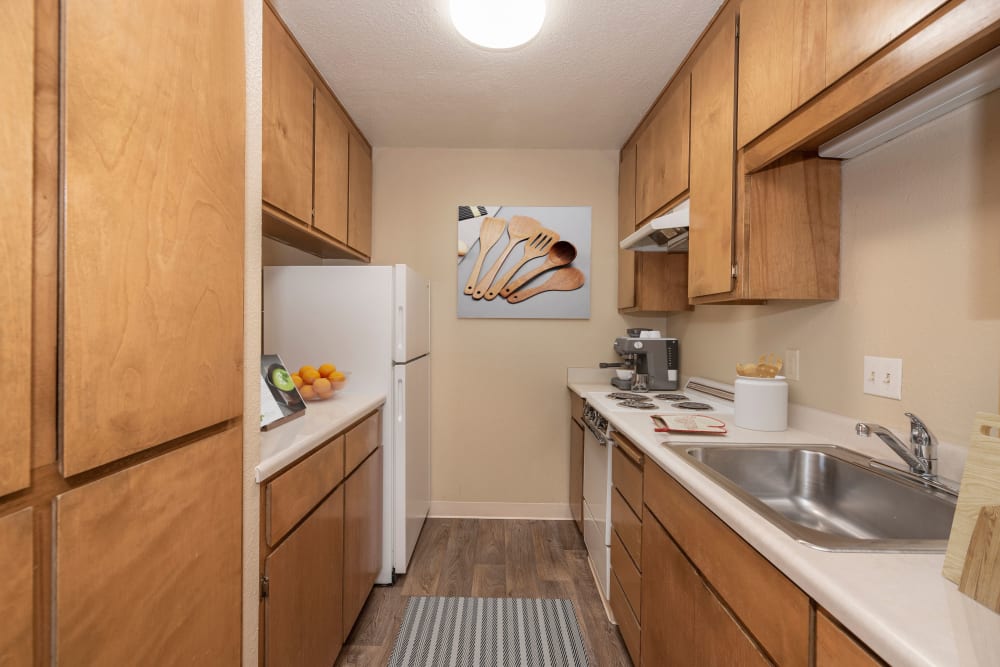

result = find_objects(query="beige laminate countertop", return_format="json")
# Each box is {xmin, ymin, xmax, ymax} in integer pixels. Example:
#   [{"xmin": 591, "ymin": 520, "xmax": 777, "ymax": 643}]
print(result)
[
  {"xmin": 569, "ymin": 377, "xmax": 1000, "ymax": 666},
  {"xmin": 256, "ymin": 391, "xmax": 386, "ymax": 482}
]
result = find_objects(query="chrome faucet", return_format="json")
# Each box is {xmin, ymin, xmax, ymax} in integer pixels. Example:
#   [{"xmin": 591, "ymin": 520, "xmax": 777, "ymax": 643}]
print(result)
[{"xmin": 855, "ymin": 412, "xmax": 938, "ymax": 479}]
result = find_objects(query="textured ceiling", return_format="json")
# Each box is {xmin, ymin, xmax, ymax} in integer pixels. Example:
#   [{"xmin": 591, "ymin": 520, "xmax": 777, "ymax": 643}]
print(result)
[{"xmin": 272, "ymin": 0, "xmax": 723, "ymax": 149}]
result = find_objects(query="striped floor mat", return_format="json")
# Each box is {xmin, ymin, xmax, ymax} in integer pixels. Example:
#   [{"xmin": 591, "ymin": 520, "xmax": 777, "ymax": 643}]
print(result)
[{"xmin": 389, "ymin": 596, "xmax": 589, "ymax": 666}]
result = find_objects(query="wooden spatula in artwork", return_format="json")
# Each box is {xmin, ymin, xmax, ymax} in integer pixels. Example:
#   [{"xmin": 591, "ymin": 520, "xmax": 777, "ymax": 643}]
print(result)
[
  {"xmin": 506, "ymin": 267, "xmax": 585, "ymax": 303},
  {"xmin": 463, "ymin": 217, "xmax": 507, "ymax": 295}
]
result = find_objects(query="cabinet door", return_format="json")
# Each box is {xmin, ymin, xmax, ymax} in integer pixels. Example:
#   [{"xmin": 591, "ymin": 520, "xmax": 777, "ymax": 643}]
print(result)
[
  {"xmin": 816, "ymin": 609, "xmax": 884, "ymax": 667},
  {"xmin": 348, "ymin": 133, "xmax": 373, "ymax": 257},
  {"xmin": 265, "ymin": 486, "xmax": 345, "ymax": 667},
  {"xmin": 737, "ymin": 0, "xmax": 826, "ymax": 147},
  {"xmin": 617, "ymin": 143, "xmax": 637, "ymax": 309},
  {"xmin": 636, "ymin": 76, "xmax": 690, "ymax": 223},
  {"xmin": 55, "ymin": 428, "xmax": 242, "ymax": 664},
  {"xmin": 313, "ymin": 88, "xmax": 350, "ymax": 243},
  {"xmin": 62, "ymin": 0, "xmax": 244, "ymax": 475},
  {"xmin": 689, "ymin": 12, "xmax": 737, "ymax": 299},
  {"xmin": 826, "ymin": 0, "xmax": 947, "ymax": 86},
  {"xmin": 693, "ymin": 575, "xmax": 771, "ymax": 667},
  {"xmin": 569, "ymin": 418, "xmax": 584, "ymax": 532},
  {"xmin": 344, "ymin": 447, "xmax": 382, "ymax": 635},
  {"xmin": 0, "ymin": 0, "xmax": 34, "ymax": 496},
  {"xmin": 0, "ymin": 508, "xmax": 33, "ymax": 666},
  {"xmin": 263, "ymin": 4, "xmax": 315, "ymax": 223},
  {"xmin": 641, "ymin": 514, "xmax": 697, "ymax": 667}
]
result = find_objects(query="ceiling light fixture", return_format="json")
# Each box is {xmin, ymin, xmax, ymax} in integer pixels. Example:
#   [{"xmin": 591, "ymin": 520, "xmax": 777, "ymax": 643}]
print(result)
[{"xmin": 450, "ymin": 0, "xmax": 546, "ymax": 50}]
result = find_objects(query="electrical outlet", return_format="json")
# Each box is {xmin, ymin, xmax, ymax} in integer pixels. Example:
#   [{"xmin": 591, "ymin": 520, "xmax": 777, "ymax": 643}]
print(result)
[
  {"xmin": 784, "ymin": 349, "xmax": 800, "ymax": 381},
  {"xmin": 863, "ymin": 355, "xmax": 903, "ymax": 400}
]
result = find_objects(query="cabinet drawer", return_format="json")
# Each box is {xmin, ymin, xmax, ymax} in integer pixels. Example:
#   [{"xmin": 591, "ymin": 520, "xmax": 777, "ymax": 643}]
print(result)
[
  {"xmin": 612, "ymin": 433, "xmax": 643, "ymax": 516},
  {"xmin": 612, "ymin": 488, "xmax": 641, "ymax": 568},
  {"xmin": 610, "ymin": 570, "xmax": 641, "ymax": 667},
  {"xmin": 267, "ymin": 436, "xmax": 345, "ymax": 546},
  {"xmin": 345, "ymin": 412, "xmax": 380, "ymax": 474},
  {"xmin": 644, "ymin": 462, "xmax": 809, "ymax": 666},
  {"xmin": 611, "ymin": 529, "xmax": 641, "ymax": 620}
]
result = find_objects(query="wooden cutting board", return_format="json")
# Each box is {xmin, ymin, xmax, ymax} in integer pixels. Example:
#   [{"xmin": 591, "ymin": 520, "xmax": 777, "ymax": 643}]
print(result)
[
  {"xmin": 943, "ymin": 413, "xmax": 1000, "ymax": 584},
  {"xmin": 958, "ymin": 505, "xmax": 1000, "ymax": 612}
]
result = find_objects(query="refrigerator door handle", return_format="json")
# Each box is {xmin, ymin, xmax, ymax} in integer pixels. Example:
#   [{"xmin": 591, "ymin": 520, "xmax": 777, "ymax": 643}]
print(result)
[
  {"xmin": 396, "ymin": 376, "xmax": 405, "ymax": 424},
  {"xmin": 396, "ymin": 305, "xmax": 405, "ymax": 358}
]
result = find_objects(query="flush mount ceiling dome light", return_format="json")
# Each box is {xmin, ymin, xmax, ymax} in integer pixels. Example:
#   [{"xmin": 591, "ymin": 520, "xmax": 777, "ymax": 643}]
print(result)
[{"xmin": 450, "ymin": 0, "xmax": 546, "ymax": 49}]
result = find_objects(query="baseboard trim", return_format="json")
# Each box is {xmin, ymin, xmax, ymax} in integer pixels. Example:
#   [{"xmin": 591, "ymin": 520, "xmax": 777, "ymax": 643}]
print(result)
[{"xmin": 428, "ymin": 501, "xmax": 573, "ymax": 520}]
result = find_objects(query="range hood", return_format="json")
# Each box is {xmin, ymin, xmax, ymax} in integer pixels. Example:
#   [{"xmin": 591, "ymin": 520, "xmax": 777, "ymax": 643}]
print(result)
[{"xmin": 620, "ymin": 199, "xmax": 689, "ymax": 252}]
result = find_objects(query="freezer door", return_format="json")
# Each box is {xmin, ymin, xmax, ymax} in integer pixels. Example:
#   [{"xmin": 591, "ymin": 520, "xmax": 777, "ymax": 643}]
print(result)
[
  {"xmin": 392, "ymin": 355, "xmax": 431, "ymax": 573},
  {"xmin": 393, "ymin": 265, "xmax": 430, "ymax": 363}
]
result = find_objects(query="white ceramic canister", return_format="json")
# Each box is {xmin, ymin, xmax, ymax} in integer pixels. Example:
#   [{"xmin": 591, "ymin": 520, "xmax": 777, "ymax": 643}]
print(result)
[{"xmin": 734, "ymin": 376, "xmax": 788, "ymax": 431}]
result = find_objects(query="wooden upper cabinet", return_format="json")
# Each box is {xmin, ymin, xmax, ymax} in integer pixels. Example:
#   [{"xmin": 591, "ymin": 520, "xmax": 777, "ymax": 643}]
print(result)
[
  {"xmin": 617, "ymin": 143, "xmax": 637, "ymax": 309},
  {"xmin": 689, "ymin": 9, "xmax": 737, "ymax": 299},
  {"xmin": 265, "ymin": 485, "xmax": 345, "ymax": 667},
  {"xmin": 348, "ymin": 132, "xmax": 373, "ymax": 257},
  {"xmin": 737, "ymin": 0, "xmax": 827, "ymax": 148},
  {"xmin": 0, "ymin": 0, "xmax": 34, "ymax": 497},
  {"xmin": 263, "ymin": 4, "xmax": 315, "ymax": 223},
  {"xmin": 344, "ymin": 446, "xmax": 383, "ymax": 636},
  {"xmin": 0, "ymin": 508, "xmax": 33, "ymax": 666},
  {"xmin": 62, "ymin": 0, "xmax": 244, "ymax": 475},
  {"xmin": 826, "ymin": 0, "xmax": 947, "ymax": 85},
  {"xmin": 636, "ymin": 76, "xmax": 690, "ymax": 223},
  {"xmin": 55, "ymin": 427, "xmax": 242, "ymax": 664},
  {"xmin": 314, "ymin": 88, "xmax": 351, "ymax": 243}
]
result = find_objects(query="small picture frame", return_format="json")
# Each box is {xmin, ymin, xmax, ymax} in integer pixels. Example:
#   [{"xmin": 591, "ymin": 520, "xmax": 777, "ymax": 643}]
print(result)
[{"xmin": 260, "ymin": 354, "xmax": 306, "ymax": 431}]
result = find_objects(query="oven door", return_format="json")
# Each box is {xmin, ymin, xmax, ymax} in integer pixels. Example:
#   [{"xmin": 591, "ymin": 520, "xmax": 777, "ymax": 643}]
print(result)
[{"xmin": 582, "ymin": 420, "xmax": 612, "ymax": 598}]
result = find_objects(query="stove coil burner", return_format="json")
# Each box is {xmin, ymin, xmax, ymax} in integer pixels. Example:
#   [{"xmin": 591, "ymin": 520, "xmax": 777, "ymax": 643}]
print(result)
[
  {"xmin": 607, "ymin": 392, "xmax": 648, "ymax": 400},
  {"xmin": 672, "ymin": 401, "xmax": 713, "ymax": 411},
  {"xmin": 618, "ymin": 399, "xmax": 657, "ymax": 410},
  {"xmin": 655, "ymin": 393, "xmax": 689, "ymax": 401}
]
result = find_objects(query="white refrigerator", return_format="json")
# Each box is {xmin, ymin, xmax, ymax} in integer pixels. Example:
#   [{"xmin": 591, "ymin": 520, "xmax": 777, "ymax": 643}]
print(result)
[{"xmin": 262, "ymin": 264, "xmax": 431, "ymax": 584}]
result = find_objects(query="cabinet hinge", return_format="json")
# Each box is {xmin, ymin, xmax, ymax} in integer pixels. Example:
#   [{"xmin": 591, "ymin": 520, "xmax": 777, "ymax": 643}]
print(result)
[
  {"xmin": 260, "ymin": 575, "xmax": 269, "ymax": 599},
  {"xmin": 731, "ymin": 263, "xmax": 738, "ymax": 279}
]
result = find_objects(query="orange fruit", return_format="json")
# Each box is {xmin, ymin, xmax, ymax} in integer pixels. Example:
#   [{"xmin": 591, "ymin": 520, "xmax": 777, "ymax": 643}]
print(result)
[
  {"xmin": 298, "ymin": 365, "xmax": 317, "ymax": 379},
  {"xmin": 318, "ymin": 363, "xmax": 336, "ymax": 378},
  {"xmin": 313, "ymin": 377, "xmax": 331, "ymax": 395},
  {"xmin": 329, "ymin": 371, "xmax": 346, "ymax": 382},
  {"xmin": 301, "ymin": 369, "xmax": 320, "ymax": 385},
  {"xmin": 299, "ymin": 384, "xmax": 316, "ymax": 400},
  {"xmin": 291, "ymin": 374, "xmax": 304, "ymax": 388}
]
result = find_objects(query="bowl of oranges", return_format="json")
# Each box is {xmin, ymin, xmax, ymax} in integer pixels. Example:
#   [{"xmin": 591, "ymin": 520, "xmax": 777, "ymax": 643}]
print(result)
[{"xmin": 292, "ymin": 363, "xmax": 347, "ymax": 401}]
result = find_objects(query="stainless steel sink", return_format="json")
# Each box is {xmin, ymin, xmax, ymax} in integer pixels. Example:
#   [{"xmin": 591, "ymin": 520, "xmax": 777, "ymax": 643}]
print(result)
[{"xmin": 672, "ymin": 444, "xmax": 957, "ymax": 552}]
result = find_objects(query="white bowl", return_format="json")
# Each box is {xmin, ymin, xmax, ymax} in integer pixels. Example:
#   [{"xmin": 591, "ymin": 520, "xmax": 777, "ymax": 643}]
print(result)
[{"xmin": 616, "ymin": 369, "xmax": 634, "ymax": 380}]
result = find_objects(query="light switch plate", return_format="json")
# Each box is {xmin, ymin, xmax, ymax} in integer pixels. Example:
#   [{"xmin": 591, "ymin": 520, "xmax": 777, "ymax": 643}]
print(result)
[
  {"xmin": 863, "ymin": 355, "xmax": 903, "ymax": 400},
  {"xmin": 784, "ymin": 348, "xmax": 800, "ymax": 381}
]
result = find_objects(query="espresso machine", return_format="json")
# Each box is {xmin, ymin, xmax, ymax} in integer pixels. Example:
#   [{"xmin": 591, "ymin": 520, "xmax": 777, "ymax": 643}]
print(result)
[{"xmin": 602, "ymin": 330, "xmax": 680, "ymax": 391}]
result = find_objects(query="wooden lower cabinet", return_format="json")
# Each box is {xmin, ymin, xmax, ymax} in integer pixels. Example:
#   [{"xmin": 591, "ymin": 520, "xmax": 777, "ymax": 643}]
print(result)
[
  {"xmin": 265, "ymin": 486, "xmax": 345, "ymax": 667},
  {"xmin": 0, "ymin": 508, "xmax": 33, "ymax": 665},
  {"xmin": 569, "ymin": 417, "xmax": 584, "ymax": 533},
  {"xmin": 816, "ymin": 609, "xmax": 885, "ymax": 667},
  {"xmin": 55, "ymin": 427, "xmax": 242, "ymax": 665},
  {"xmin": 344, "ymin": 446, "xmax": 383, "ymax": 636}
]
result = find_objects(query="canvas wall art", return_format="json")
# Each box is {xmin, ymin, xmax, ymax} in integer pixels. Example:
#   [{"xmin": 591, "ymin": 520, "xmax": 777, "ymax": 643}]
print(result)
[{"xmin": 456, "ymin": 206, "xmax": 591, "ymax": 319}]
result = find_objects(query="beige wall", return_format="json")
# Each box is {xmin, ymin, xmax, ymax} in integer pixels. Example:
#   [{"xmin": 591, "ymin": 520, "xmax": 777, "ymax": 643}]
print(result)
[
  {"xmin": 670, "ymin": 90, "xmax": 1000, "ymax": 447},
  {"xmin": 372, "ymin": 148, "xmax": 664, "ymax": 509}
]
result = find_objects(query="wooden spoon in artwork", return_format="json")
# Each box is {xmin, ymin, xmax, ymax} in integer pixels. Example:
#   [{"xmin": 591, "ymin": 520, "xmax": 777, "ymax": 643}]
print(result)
[
  {"xmin": 463, "ymin": 217, "xmax": 507, "ymax": 295},
  {"xmin": 499, "ymin": 241, "xmax": 577, "ymax": 298},
  {"xmin": 506, "ymin": 266, "xmax": 585, "ymax": 303},
  {"xmin": 484, "ymin": 229, "xmax": 560, "ymax": 301},
  {"xmin": 472, "ymin": 216, "xmax": 542, "ymax": 299}
]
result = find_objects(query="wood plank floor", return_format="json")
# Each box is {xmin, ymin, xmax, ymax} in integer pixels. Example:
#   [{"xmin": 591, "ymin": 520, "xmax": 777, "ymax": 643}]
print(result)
[{"xmin": 335, "ymin": 518, "xmax": 632, "ymax": 666}]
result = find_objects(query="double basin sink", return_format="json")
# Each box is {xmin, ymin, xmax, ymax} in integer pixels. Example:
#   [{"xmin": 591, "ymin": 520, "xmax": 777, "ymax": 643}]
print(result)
[{"xmin": 672, "ymin": 444, "xmax": 957, "ymax": 552}]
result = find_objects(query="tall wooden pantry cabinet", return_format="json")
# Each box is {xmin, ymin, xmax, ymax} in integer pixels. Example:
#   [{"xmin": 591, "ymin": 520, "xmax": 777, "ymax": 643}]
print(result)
[{"xmin": 0, "ymin": 1, "xmax": 246, "ymax": 663}]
